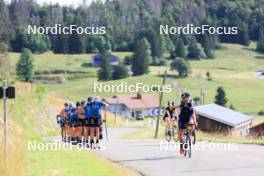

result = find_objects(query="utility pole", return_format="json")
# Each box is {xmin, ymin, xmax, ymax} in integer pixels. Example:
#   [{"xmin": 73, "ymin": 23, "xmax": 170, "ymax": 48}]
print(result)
[
  {"xmin": 155, "ymin": 70, "xmax": 167, "ymax": 139},
  {"xmin": 200, "ymin": 88, "xmax": 205, "ymax": 105},
  {"xmin": 1, "ymin": 80, "xmax": 15, "ymax": 167},
  {"xmin": 3, "ymin": 80, "xmax": 7, "ymax": 165}
]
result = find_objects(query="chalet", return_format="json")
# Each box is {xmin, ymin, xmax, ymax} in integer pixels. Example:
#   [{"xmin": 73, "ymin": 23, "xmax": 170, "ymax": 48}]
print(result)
[
  {"xmin": 249, "ymin": 122, "xmax": 264, "ymax": 137},
  {"xmin": 105, "ymin": 93, "xmax": 159, "ymax": 118},
  {"xmin": 92, "ymin": 54, "xmax": 120, "ymax": 67},
  {"xmin": 195, "ymin": 104, "xmax": 253, "ymax": 136}
]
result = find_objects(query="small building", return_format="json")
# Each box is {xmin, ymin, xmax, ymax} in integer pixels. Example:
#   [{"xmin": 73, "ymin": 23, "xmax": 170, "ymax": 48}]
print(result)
[
  {"xmin": 92, "ymin": 54, "xmax": 120, "ymax": 67},
  {"xmin": 105, "ymin": 93, "xmax": 159, "ymax": 118},
  {"xmin": 195, "ymin": 104, "xmax": 253, "ymax": 136},
  {"xmin": 249, "ymin": 122, "xmax": 264, "ymax": 137}
]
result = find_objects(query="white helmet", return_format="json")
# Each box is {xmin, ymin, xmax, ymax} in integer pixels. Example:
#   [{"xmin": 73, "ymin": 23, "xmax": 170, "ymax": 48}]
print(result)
[{"xmin": 94, "ymin": 96, "xmax": 100, "ymax": 102}]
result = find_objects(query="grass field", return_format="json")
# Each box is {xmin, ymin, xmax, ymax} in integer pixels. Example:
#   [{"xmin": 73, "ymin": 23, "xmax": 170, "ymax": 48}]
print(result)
[
  {"xmin": 26, "ymin": 144, "xmax": 137, "ymax": 176},
  {"xmin": 3, "ymin": 42, "xmax": 264, "ymax": 175},
  {"xmin": 0, "ymin": 82, "xmax": 137, "ymax": 176},
  {"xmin": 8, "ymin": 43, "xmax": 263, "ymax": 114}
]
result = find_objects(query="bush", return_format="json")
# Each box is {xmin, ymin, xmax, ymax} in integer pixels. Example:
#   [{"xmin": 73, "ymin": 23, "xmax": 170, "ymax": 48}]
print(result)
[
  {"xmin": 124, "ymin": 56, "xmax": 132, "ymax": 65},
  {"xmin": 258, "ymin": 110, "xmax": 264, "ymax": 116},
  {"xmin": 112, "ymin": 65, "xmax": 129, "ymax": 80},
  {"xmin": 170, "ymin": 58, "xmax": 191, "ymax": 77},
  {"xmin": 158, "ymin": 59, "xmax": 166, "ymax": 66}
]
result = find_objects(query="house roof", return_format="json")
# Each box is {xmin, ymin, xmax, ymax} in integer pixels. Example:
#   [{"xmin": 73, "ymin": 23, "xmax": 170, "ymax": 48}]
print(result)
[
  {"xmin": 195, "ymin": 104, "xmax": 253, "ymax": 127},
  {"xmin": 93, "ymin": 54, "xmax": 119, "ymax": 63},
  {"xmin": 105, "ymin": 94, "xmax": 159, "ymax": 109}
]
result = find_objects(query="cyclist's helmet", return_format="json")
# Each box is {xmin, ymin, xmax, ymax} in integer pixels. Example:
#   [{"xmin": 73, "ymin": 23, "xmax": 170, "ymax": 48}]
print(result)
[
  {"xmin": 87, "ymin": 96, "xmax": 93, "ymax": 102},
  {"xmin": 94, "ymin": 96, "xmax": 100, "ymax": 102},
  {"xmin": 76, "ymin": 102, "xmax": 81, "ymax": 107},
  {"xmin": 168, "ymin": 100, "xmax": 174, "ymax": 106},
  {"xmin": 181, "ymin": 92, "xmax": 191, "ymax": 99}
]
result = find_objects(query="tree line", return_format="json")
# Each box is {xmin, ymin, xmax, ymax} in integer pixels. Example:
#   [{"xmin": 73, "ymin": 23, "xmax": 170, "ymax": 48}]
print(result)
[
  {"xmin": 0, "ymin": 0, "xmax": 264, "ymax": 56},
  {"xmin": 1, "ymin": 0, "xmax": 264, "ymax": 81}
]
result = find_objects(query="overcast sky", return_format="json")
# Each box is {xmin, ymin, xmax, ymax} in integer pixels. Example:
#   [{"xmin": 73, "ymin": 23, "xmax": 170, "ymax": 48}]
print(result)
[{"xmin": 4, "ymin": 0, "xmax": 102, "ymax": 6}]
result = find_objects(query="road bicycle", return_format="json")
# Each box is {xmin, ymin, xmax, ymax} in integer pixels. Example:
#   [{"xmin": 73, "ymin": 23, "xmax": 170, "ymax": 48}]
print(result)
[
  {"xmin": 183, "ymin": 124, "xmax": 196, "ymax": 158},
  {"xmin": 165, "ymin": 120, "xmax": 178, "ymax": 142}
]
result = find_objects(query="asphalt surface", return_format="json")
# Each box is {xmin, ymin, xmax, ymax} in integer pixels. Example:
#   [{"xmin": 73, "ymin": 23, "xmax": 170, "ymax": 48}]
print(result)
[{"xmin": 96, "ymin": 128, "xmax": 264, "ymax": 176}]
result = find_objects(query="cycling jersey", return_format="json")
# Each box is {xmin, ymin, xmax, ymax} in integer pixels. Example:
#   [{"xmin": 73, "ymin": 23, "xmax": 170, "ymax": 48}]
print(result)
[
  {"xmin": 61, "ymin": 108, "xmax": 70, "ymax": 118},
  {"xmin": 77, "ymin": 106, "xmax": 84, "ymax": 119},
  {"xmin": 163, "ymin": 106, "xmax": 176, "ymax": 119},
  {"xmin": 179, "ymin": 102, "xmax": 193, "ymax": 120},
  {"xmin": 90, "ymin": 101, "xmax": 105, "ymax": 117},
  {"xmin": 84, "ymin": 103, "xmax": 92, "ymax": 119}
]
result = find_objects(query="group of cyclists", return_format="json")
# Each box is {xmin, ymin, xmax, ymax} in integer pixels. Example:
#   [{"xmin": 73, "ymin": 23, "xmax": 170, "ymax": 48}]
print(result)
[
  {"xmin": 57, "ymin": 96, "xmax": 107, "ymax": 149},
  {"xmin": 163, "ymin": 92, "xmax": 197, "ymax": 155},
  {"xmin": 56, "ymin": 92, "xmax": 197, "ymax": 154}
]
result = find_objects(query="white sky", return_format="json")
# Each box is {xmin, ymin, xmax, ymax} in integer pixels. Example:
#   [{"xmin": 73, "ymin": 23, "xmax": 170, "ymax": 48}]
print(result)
[{"xmin": 4, "ymin": 0, "xmax": 102, "ymax": 7}]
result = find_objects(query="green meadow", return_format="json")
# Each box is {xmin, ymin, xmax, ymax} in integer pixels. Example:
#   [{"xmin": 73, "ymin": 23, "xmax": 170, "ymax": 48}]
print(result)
[{"xmin": 8, "ymin": 43, "xmax": 264, "ymax": 114}]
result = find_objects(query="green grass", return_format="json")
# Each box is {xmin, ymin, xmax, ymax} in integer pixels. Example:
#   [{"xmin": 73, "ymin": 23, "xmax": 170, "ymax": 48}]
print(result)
[
  {"xmin": 122, "ymin": 122, "xmax": 264, "ymax": 145},
  {"xmin": 26, "ymin": 144, "xmax": 137, "ymax": 176},
  {"xmin": 0, "ymin": 82, "xmax": 137, "ymax": 176},
  {"xmin": 9, "ymin": 43, "xmax": 262, "ymax": 114}
]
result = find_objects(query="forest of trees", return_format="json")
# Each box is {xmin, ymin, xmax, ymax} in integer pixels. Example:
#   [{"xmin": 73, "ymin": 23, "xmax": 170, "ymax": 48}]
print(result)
[{"xmin": 0, "ymin": 0, "xmax": 264, "ymax": 57}]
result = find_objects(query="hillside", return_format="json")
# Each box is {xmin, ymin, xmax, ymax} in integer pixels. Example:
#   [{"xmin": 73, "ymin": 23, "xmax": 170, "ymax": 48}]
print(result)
[{"xmin": 6, "ymin": 43, "xmax": 263, "ymax": 114}]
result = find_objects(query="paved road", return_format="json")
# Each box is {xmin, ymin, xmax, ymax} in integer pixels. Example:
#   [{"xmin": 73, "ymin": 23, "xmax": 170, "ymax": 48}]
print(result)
[{"xmin": 97, "ymin": 128, "xmax": 264, "ymax": 176}]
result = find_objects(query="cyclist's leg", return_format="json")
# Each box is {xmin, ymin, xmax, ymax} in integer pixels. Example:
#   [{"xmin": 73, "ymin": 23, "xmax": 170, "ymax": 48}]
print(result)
[
  {"xmin": 95, "ymin": 116, "xmax": 102, "ymax": 147},
  {"xmin": 178, "ymin": 119, "xmax": 186, "ymax": 153},
  {"xmin": 84, "ymin": 119, "xmax": 89, "ymax": 144},
  {"xmin": 89, "ymin": 117, "xmax": 95, "ymax": 148}
]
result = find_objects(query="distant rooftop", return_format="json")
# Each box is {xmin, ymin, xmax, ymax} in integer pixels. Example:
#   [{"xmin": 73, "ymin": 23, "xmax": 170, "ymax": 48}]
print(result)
[
  {"xmin": 196, "ymin": 104, "xmax": 252, "ymax": 127},
  {"xmin": 105, "ymin": 94, "xmax": 159, "ymax": 109}
]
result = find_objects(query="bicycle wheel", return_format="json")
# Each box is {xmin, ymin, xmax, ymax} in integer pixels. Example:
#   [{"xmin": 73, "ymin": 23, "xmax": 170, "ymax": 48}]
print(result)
[
  {"xmin": 165, "ymin": 126, "xmax": 171, "ymax": 142},
  {"xmin": 184, "ymin": 130, "xmax": 192, "ymax": 158},
  {"xmin": 192, "ymin": 130, "xmax": 196, "ymax": 145},
  {"xmin": 172, "ymin": 125, "xmax": 178, "ymax": 142}
]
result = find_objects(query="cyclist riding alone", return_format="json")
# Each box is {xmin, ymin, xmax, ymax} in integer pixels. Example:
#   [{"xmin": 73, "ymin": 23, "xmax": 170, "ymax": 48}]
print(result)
[
  {"xmin": 177, "ymin": 92, "xmax": 197, "ymax": 154},
  {"xmin": 163, "ymin": 101, "xmax": 176, "ymax": 135}
]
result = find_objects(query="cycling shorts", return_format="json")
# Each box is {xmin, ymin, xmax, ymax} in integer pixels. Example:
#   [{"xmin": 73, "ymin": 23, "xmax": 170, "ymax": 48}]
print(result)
[{"xmin": 178, "ymin": 117, "xmax": 192, "ymax": 129}]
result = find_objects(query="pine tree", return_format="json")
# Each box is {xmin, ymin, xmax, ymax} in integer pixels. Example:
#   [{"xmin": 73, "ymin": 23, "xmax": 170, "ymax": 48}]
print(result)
[
  {"xmin": 16, "ymin": 48, "xmax": 34, "ymax": 82},
  {"xmin": 214, "ymin": 87, "xmax": 228, "ymax": 107},
  {"xmin": 203, "ymin": 35, "xmax": 215, "ymax": 59},
  {"xmin": 175, "ymin": 38, "xmax": 186, "ymax": 58},
  {"xmin": 187, "ymin": 37, "xmax": 201, "ymax": 60},
  {"xmin": 97, "ymin": 52, "xmax": 112, "ymax": 81},
  {"xmin": 0, "ymin": 15, "xmax": 10, "ymax": 77},
  {"xmin": 112, "ymin": 65, "xmax": 129, "ymax": 80},
  {"xmin": 256, "ymin": 26, "xmax": 264, "ymax": 53},
  {"xmin": 170, "ymin": 58, "xmax": 191, "ymax": 77},
  {"xmin": 239, "ymin": 24, "xmax": 250, "ymax": 46},
  {"xmin": 131, "ymin": 38, "xmax": 151, "ymax": 76}
]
